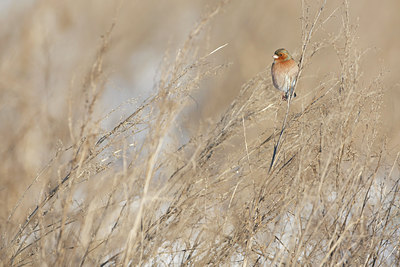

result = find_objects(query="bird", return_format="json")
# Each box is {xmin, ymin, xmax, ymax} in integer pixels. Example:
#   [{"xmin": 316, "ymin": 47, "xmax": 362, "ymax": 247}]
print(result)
[{"xmin": 271, "ymin": 48, "xmax": 299, "ymax": 100}]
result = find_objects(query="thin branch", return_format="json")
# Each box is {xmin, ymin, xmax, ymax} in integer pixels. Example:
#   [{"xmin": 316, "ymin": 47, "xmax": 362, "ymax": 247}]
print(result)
[{"xmin": 268, "ymin": 0, "xmax": 327, "ymax": 172}]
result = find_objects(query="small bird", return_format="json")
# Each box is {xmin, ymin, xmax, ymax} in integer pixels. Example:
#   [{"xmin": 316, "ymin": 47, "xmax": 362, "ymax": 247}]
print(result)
[{"xmin": 271, "ymin": 48, "xmax": 299, "ymax": 100}]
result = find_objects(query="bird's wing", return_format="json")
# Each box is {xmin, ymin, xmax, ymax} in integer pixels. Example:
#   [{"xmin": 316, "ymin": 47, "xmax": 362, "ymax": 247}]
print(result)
[
  {"xmin": 288, "ymin": 64, "xmax": 299, "ymax": 89},
  {"xmin": 284, "ymin": 64, "xmax": 299, "ymax": 96},
  {"xmin": 283, "ymin": 75, "xmax": 292, "ymax": 93}
]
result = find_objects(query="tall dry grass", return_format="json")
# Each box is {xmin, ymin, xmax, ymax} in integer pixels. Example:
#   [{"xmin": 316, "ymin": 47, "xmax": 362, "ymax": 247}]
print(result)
[{"xmin": 1, "ymin": 0, "xmax": 399, "ymax": 266}]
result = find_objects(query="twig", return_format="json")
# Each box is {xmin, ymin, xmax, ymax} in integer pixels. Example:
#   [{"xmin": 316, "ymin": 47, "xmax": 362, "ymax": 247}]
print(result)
[
  {"xmin": 242, "ymin": 115, "xmax": 252, "ymax": 172},
  {"xmin": 268, "ymin": 0, "xmax": 327, "ymax": 172}
]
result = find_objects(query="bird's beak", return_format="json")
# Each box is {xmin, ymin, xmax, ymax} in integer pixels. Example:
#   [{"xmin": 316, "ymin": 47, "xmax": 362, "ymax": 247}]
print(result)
[{"xmin": 273, "ymin": 55, "xmax": 279, "ymax": 59}]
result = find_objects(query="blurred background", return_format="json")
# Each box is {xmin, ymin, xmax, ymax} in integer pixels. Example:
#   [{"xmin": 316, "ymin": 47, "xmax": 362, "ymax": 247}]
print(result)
[{"xmin": 0, "ymin": 0, "xmax": 399, "ymax": 213}]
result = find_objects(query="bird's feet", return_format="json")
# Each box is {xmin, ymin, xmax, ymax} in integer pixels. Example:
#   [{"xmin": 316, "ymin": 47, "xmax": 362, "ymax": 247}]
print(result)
[{"xmin": 282, "ymin": 92, "xmax": 297, "ymax": 101}]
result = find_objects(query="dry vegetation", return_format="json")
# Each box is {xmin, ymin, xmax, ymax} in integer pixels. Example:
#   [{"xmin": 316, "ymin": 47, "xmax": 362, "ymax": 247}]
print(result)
[{"xmin": 1, "ymin": 0, "xmax": 399, "ymax": 266}]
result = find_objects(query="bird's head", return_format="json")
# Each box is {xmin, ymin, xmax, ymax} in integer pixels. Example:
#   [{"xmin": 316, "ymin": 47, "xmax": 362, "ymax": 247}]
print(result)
[{"xmin": 273, "ymin": 48, "xmax": 292, "ymax": 62}]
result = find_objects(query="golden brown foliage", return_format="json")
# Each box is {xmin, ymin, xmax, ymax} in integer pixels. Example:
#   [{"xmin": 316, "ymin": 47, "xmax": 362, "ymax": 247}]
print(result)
[{"xmin": 1, "ymin": 0, "xmax": 399, "ymax": 266}]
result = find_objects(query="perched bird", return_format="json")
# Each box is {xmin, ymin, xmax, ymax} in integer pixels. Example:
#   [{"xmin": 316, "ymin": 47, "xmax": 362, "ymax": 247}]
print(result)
[{"xmin": 271, "ymin": 48, "xmax": 299, "ymax": 100}]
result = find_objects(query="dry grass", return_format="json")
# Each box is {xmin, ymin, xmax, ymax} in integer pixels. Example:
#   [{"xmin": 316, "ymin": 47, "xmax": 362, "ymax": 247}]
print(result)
[{"xmin": 1, "ymin": 0, "xmax": 399, "ymax": 266}]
